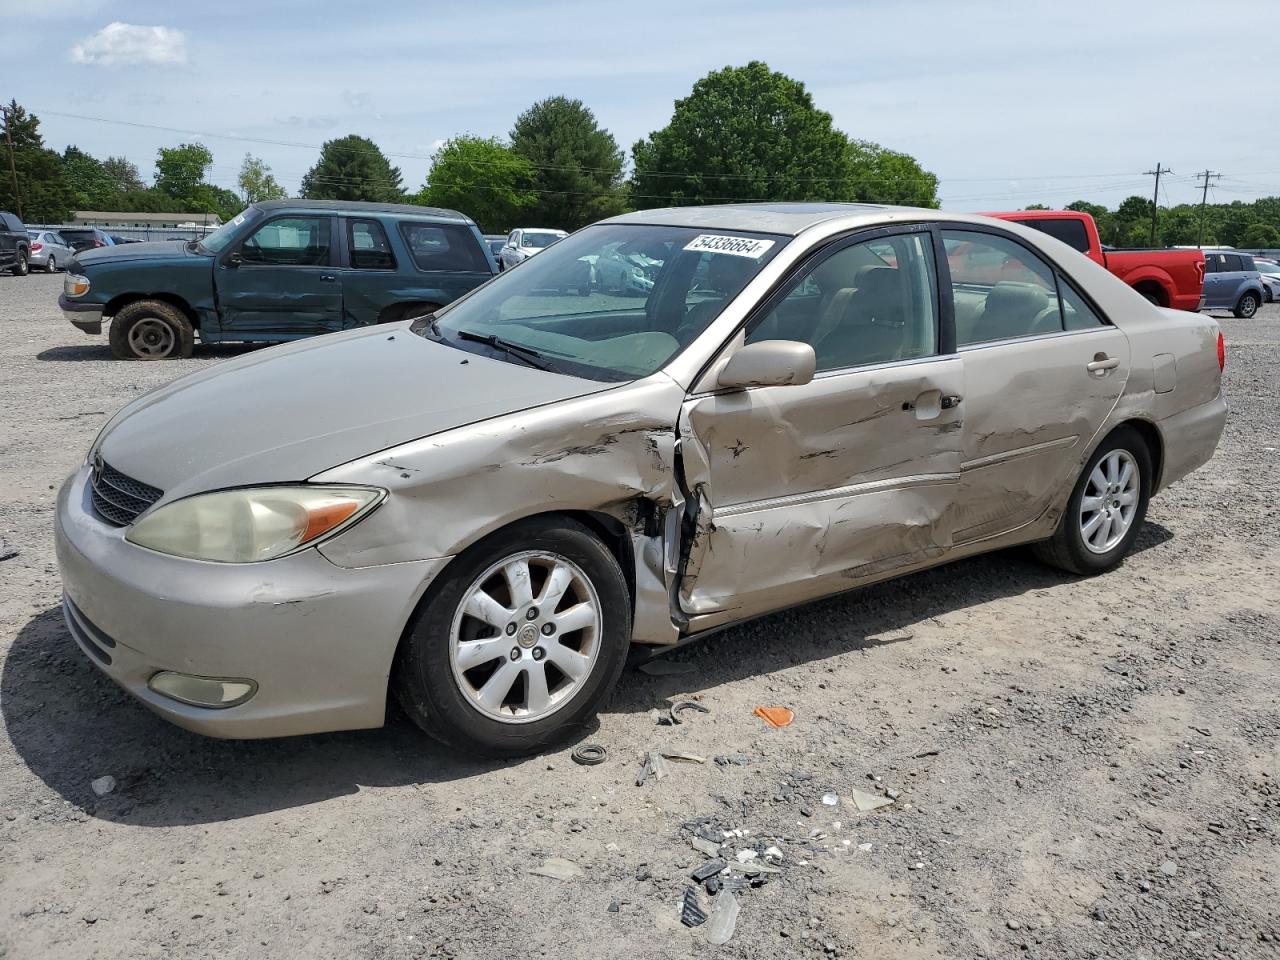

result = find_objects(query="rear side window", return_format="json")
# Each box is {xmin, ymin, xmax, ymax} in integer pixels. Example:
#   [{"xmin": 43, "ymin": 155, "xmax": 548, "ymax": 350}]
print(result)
[
  {"xmin": 1239, "ymin": 254, "xmax": 1256, "ymax": 271},
  {"xmin": 348, "ymin": 219, "xmax": 396, "ymax": 270},
  {"xmin": 1224, "ymin": 254, "xmax": 1244, "ymax": 271},
  {"xmin": 1059, "ymin": 279, "xmax": 1107, "ymax": 331},
  {"xmin": 397, "ymin": 222, "xmax": 489, "ymax": 272},
  {"xmin": 944, "ymin": 230, "xmax": 1062, "ymax": 346},
  {"xmin": 1016, "ymin": 217, "xmax": 1091, "ymax": 253}
]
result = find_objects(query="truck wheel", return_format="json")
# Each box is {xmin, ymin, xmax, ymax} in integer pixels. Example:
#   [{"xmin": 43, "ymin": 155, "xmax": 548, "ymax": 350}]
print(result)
[
  {"xmin": 393, "ymin": 516, "xmax": 631, "ymax": 757},
  {"xmin": 11, "ymin": 250, "xmax": 28, "ymax": 276},
  {"xmin": 109, "ymin": 300, "xmax": 195, "ymax": 360},
  {"xmin": 1234, "ymin": 292, "xmax": 1260, "ymax": 319}
]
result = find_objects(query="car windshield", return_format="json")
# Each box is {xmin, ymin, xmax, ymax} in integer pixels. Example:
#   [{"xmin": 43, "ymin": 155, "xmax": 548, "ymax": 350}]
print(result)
[
  {"xmin": 199, "ymin": 207, "xmax": 262, "ymax": 253},
  {"xmin": 423, "ymin": 223, "xmax": 786, "ymax": 382},
  {"xmin": 522, "ymin": 232, "xmax": 562, "ymax": 249}
]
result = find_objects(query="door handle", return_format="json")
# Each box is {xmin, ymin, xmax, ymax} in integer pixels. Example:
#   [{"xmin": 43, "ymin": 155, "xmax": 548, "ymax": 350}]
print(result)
[
  {"xmin": 319, "ymin": 274, "xmax": 337, "ymax": 282},
  {"xmin": 1086, "ymin": 354, "xmax": 1120, "ymax": 373}
]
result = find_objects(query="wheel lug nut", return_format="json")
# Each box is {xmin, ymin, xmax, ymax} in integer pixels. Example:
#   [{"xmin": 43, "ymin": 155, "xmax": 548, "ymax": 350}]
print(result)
[
  {"xmin": 532, "ymin": 648, "xmax": 545, "ymax": 661},
  {"xmin": 509, "ymin": 648, "xmax": 520, "ymax": 661},
  {"xmin": 505, "ymin": 623, "xmax": 517, "ymax": 636},
  {"xmin": 541, "ymin": 622, "xmax": 555, "ymax": 636},
  {"xmin": 526, "ymin": 607, "xmax": 539, "ymax": 621}
]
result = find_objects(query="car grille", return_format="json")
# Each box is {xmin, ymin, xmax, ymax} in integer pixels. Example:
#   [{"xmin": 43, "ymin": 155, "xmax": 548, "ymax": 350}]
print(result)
[{"xmin": 90, "ymin": 458, "xmax": 163, "ymax": 527}]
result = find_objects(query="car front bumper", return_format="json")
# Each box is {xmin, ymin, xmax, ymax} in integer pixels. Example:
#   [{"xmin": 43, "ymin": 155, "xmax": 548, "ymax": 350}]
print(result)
[
  {"xmin": 54, "ymin": 464, "xmax": 451, "ymax": 738},
  {"xmin": 59, "ymin": 295, "xmax": 104, "ymax": 335}
]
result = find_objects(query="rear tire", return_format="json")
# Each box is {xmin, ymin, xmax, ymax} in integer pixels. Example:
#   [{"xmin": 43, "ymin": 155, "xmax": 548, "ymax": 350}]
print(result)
[
  {"xmin": 109, "ymin": 300, "xmax": 195, "ymax": 360},
  {"xmin": 1234, "ymin": 291, "xmax": 1260, "ymax": 318},
  {"xmin": 46, "ymin": 255, "xmax": 57, "ymax": 273},
  {"xmin": 393, "ymin": 516, "xmax": 631, "ymax": 757},
  {"xmin": 1033, "ymin": 426, "xmax": 1152, "ymax": 576}
]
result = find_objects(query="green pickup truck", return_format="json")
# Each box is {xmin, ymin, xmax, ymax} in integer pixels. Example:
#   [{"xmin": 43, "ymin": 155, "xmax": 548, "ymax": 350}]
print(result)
[{"xmin": 58, "ymin": 199, "xmax": 497, "ymax": 360}]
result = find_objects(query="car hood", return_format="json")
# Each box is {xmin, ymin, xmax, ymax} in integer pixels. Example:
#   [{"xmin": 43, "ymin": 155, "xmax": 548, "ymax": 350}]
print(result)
[
  {"xmin": 96, "ymin": 325, "xmax": 611, "ymax": 502},
  {"xmin": 74, "ymin": 240, "xmax": 203, "ymax": 268}
]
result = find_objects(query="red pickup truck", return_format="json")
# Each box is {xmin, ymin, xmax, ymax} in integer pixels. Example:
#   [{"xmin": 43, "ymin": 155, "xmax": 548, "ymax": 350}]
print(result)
[{"xmin": 986, "ymin": 210, "xmax": 1205, "ymax": 312}]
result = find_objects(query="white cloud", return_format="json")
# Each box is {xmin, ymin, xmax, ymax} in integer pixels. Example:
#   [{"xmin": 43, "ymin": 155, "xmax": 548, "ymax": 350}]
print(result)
[{"xmin": 71, "ymin": 23, "xmax": 187, "ymax": 67}]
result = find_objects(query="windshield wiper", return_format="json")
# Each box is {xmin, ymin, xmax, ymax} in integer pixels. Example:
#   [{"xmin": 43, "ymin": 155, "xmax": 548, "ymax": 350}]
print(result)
[{"xmin": 453, "ymin": 330, "xmax": 556, "ymax": 371}]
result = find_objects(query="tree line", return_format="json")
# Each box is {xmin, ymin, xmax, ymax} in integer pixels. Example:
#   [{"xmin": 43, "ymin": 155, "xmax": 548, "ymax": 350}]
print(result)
[
  {"xmin": 8, "ymin": 60, "xmax": 1278, "ymax": 247},
  {"xmin": 1026, "ymin": 197, "xmax": 1280, "ymax": 250}
]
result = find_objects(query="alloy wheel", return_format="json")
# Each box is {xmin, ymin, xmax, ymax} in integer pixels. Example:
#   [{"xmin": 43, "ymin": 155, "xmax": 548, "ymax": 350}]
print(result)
[
  {"xmin": 1079, "ymin": 449, "xmax": 1139, "ymax": 554},
  {"xmin": 127, "ymin": 318, "xmax": 175, "ymax": 358},
  {"xmin": 449, "ymin": 550, "xmax": 602, "ymax": 724}
]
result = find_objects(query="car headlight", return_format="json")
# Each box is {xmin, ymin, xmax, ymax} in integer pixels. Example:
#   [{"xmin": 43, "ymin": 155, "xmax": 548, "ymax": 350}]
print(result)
[
  {"xmin": 126, "ymin": 486, "xmax": 385, "ymax": 563},
  {"xmin": 64, "ymin": 273, "xmax": 90, "ymax": 297}
]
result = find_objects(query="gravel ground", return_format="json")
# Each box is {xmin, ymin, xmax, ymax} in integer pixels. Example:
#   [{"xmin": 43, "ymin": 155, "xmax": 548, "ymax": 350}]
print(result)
[{"xmin": 1, "ymin": 271, "xmax": 1277, "ymax": 959}]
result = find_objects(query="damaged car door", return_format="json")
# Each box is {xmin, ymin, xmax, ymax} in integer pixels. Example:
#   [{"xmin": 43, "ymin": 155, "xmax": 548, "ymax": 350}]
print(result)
[{"xmin": 677, "ymin": 226, "xmax": 964, "ymax": 623}]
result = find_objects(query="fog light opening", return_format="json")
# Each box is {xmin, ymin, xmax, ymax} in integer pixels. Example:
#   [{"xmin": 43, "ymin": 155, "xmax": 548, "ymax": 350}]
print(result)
[{"xmin": 148, "ymin": 671, "xmax": 257, "ymax": 709}]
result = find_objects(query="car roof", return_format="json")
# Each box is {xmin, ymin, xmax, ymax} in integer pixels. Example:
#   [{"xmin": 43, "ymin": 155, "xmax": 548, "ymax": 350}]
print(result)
[
  {"xmin": 602, "ymin": 202, "xmax": 917, "ymax": 237},
  {"xmin": 251, "ymin": 198, "xmax": 474, "ymax": 224}
]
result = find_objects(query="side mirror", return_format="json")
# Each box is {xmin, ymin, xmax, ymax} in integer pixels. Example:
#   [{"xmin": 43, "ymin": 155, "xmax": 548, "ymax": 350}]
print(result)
[
  {"xmin": 226, "ymin": 251, "xmax": 242, "ymax": 267},
  {"xmin": 717, "ymin": 340, "xmax": 816, "ymax": 390}
]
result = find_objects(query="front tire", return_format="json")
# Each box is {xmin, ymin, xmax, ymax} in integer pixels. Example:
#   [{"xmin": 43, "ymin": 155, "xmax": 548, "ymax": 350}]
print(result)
[
  {"xmin": 393, "ymin": 517, "xmax": 631, "ymax": 757},
  {"xmin": 12, "ymin": 250, "xmax": 28, "ymax": 276},
  {"xmin": 108, "ymin": 300, "xmax": 195, "ymax": 360},
  {"xmin": 1234, "ymin": 291, "xmax": 1260, "ymax": 319},
  {"xmin": 1033, "ymin": 426, "xmax": 1152, "ymax": 576}
]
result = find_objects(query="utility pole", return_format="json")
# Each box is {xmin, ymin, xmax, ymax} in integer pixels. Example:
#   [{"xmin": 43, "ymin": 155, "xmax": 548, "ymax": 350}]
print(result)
[
  {"xmin": 1143, "ymin": 162, "xmax": 1170, "ymax": 246},
  {"xmin": 1, "ymin": 104, "xmax": 21, "ymax": 220},
  {"xmin": 1195, "ymin": 169, "xmax": 1221, "ymax": 248}
]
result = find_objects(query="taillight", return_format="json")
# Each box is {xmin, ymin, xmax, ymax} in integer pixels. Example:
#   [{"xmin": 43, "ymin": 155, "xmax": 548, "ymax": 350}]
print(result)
[
  {"xmin": 92, "ymin": 239, "xmax": 105, "ymax": 248},
  {"xmin": 30, "ymin": 242, "xmax": 42, "ymax": 252},
  {"xmin": 1217, "ymin": 331, "xmax": 1225, "ymax": 371}
]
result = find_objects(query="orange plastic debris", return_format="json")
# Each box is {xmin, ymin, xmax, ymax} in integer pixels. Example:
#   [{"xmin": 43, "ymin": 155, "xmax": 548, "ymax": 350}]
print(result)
[{"xmin": 753, "ymin": 706, "xmax": 794, "ymax": 728}]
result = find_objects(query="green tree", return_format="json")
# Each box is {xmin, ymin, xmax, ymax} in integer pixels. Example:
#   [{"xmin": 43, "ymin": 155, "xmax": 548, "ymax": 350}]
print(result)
[
  {"xmin": 510, "ymin": 96, "xmax": 626, "ymax": 229},
  {"xmin": 631, "ymin": 62, "xmax": 851, "ymax": 210},
  {"xmin": 0, "ymin": 100, "xmax": 75, "ymax": 222},
  {"xmin": 300, "ymin": 135, "xmax": 403, "ymax": 202},
  {"xmin": 191, "ymin": 184, "xmax": 244, "ymax": 223},
  {"xmin": 237, "ymin": 153, "xmax": 287, "ymax": 204},
  {"xmin": 102, "ymin": 156, "xmax": 145, "ymax": 193},
  {"xmin": 1239, "ymin": 223, "xmax": 1280, "ymax": 248},
  {"xmin": 61, "ymin": 146, "xmax": 117, "ymax": 210},
  {"xmin": 155, "ymin": 142, "xmax": 214, "ymax": 202},
  {"xmin": 417, "ymin": 136, "xmax": 535, "ymax": 233},
  {"xmin": 1022, "ymin": 203, "xmax": 1051, "ymax": 211},
  {"xmin": 845, "ymin": 140, "xmax": 938, "ymax": 207}
]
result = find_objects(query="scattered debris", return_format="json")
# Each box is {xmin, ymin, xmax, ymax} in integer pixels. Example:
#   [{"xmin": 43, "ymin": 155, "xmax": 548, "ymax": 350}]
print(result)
[
  {"xmin": 713, "ymin": 754, "xmax": 750, "ymax": 767},
  {"xmin": 691, "ymin": 859, "xmax": 727, "ymax": 882},
  {"xmin": 529, "ymin": 858, "xmax": 583, "ymax": 881},
  {"xmin": 909, "ymin": 746, "xmax": 942, "ymax": 759},
  {"xmin": 690, "ymin": 836, "xmax": 722, "ymax": 857},
  {"xmin": 753, "ymin": 705, "xmax": 795, "ymax": 728},
  {"xmin": 734, "ymin": 849, "xmax": 758, "ymax": 863},
  {"xmin": 681, "ymin": 886, "xmax": 707, "ymax": 927},
  {"xmin": 705, "ymin": 891, "xmax": 741, "ymax": 945},
  {"xmin": 664, "ymin": 701, "xmax": 711, "ymax": 725},
  {"xmin": 858, "ymin": 843, "xmax": 873, "ymax": 852},
  {"xmin": 1159, "ymin": 859, "xmax": 1179, "ymax": 877},
  {"xmin": 638, "ymin": 659, "xmax": 697, "ymax": 677},
  {"xmin": 571, "ymin": 744, "xmax": 607, "ymax": 766},
  {"xmin": 849, "ymin": 787, "xmax": 894, "ymax": 813},
  {"xmin": 90, "ymin": 776, "xmax": 115, "ymax": 797},
  {"xmin": 55, "ymin": 411, "xmax": 106, "ymax": 420},
  {"xmin": 636, "ymin": 751, "xmax": 672, "ymax": 787},
  {"xmin": 821, "ymin": 792, "xmax": 839, "ymax": 806},
  {"xmin": 763, "ymin": 846, "xmax": 784, "ymax": 862},
  {"xmin": 607, "ymin": 901, "xmax": 620, "ymax": 913},
  {"xmin": 661, "ymin": 751, "xmax": 706, "ymax": 764},
  {"xmin": 0, "ymin": 538, "xmax": 16, "ymax": 562}
]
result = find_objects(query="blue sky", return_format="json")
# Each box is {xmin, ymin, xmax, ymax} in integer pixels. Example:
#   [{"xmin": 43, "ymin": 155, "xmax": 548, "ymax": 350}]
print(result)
[{"xmin": 4, "ymin": 0, "xmax": 1276, "ymax": 211}]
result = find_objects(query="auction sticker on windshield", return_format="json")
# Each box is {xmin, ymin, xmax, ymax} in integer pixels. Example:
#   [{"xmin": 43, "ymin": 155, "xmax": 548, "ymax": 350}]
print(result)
[{"xmin": 683, "ymin": 235, "xmax": 776, "ymax": 258}]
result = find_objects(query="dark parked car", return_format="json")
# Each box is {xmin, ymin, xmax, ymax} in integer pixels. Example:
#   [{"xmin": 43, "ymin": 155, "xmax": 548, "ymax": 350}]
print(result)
[
  {"xmin": 60, "ymin": 199, "xmax": 498, "ymax": 360},
  {"xmin": 58, "ymin": 227, "xmax": 116, "ymax": 253},
  {"xmin": 109, "ymin": 234, "xmax": 143, "ymax": 245},
  {"xmin": 483, "ymin": 234, "xmax": 506, "ymax": 268},
  {"xmin": 1, "ymin": 210, "xmax": 31, "ymax": 275}
]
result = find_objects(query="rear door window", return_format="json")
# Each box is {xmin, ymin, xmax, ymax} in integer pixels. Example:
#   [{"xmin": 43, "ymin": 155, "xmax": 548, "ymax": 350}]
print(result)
[
  {"xmin": 398, "ymin": 222, "xmax": 489, "ymax": 272},
  {"xmin": 1224, "ymin": 254, "xmax": 1244, "ymax": 272},
  {"xmin": 943, "ymin": 230, "xmax": 1062, "ymax": 345},
  {"xmin": 348, "ymin": 219, "xmax": 396, "ymax": 270}
]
